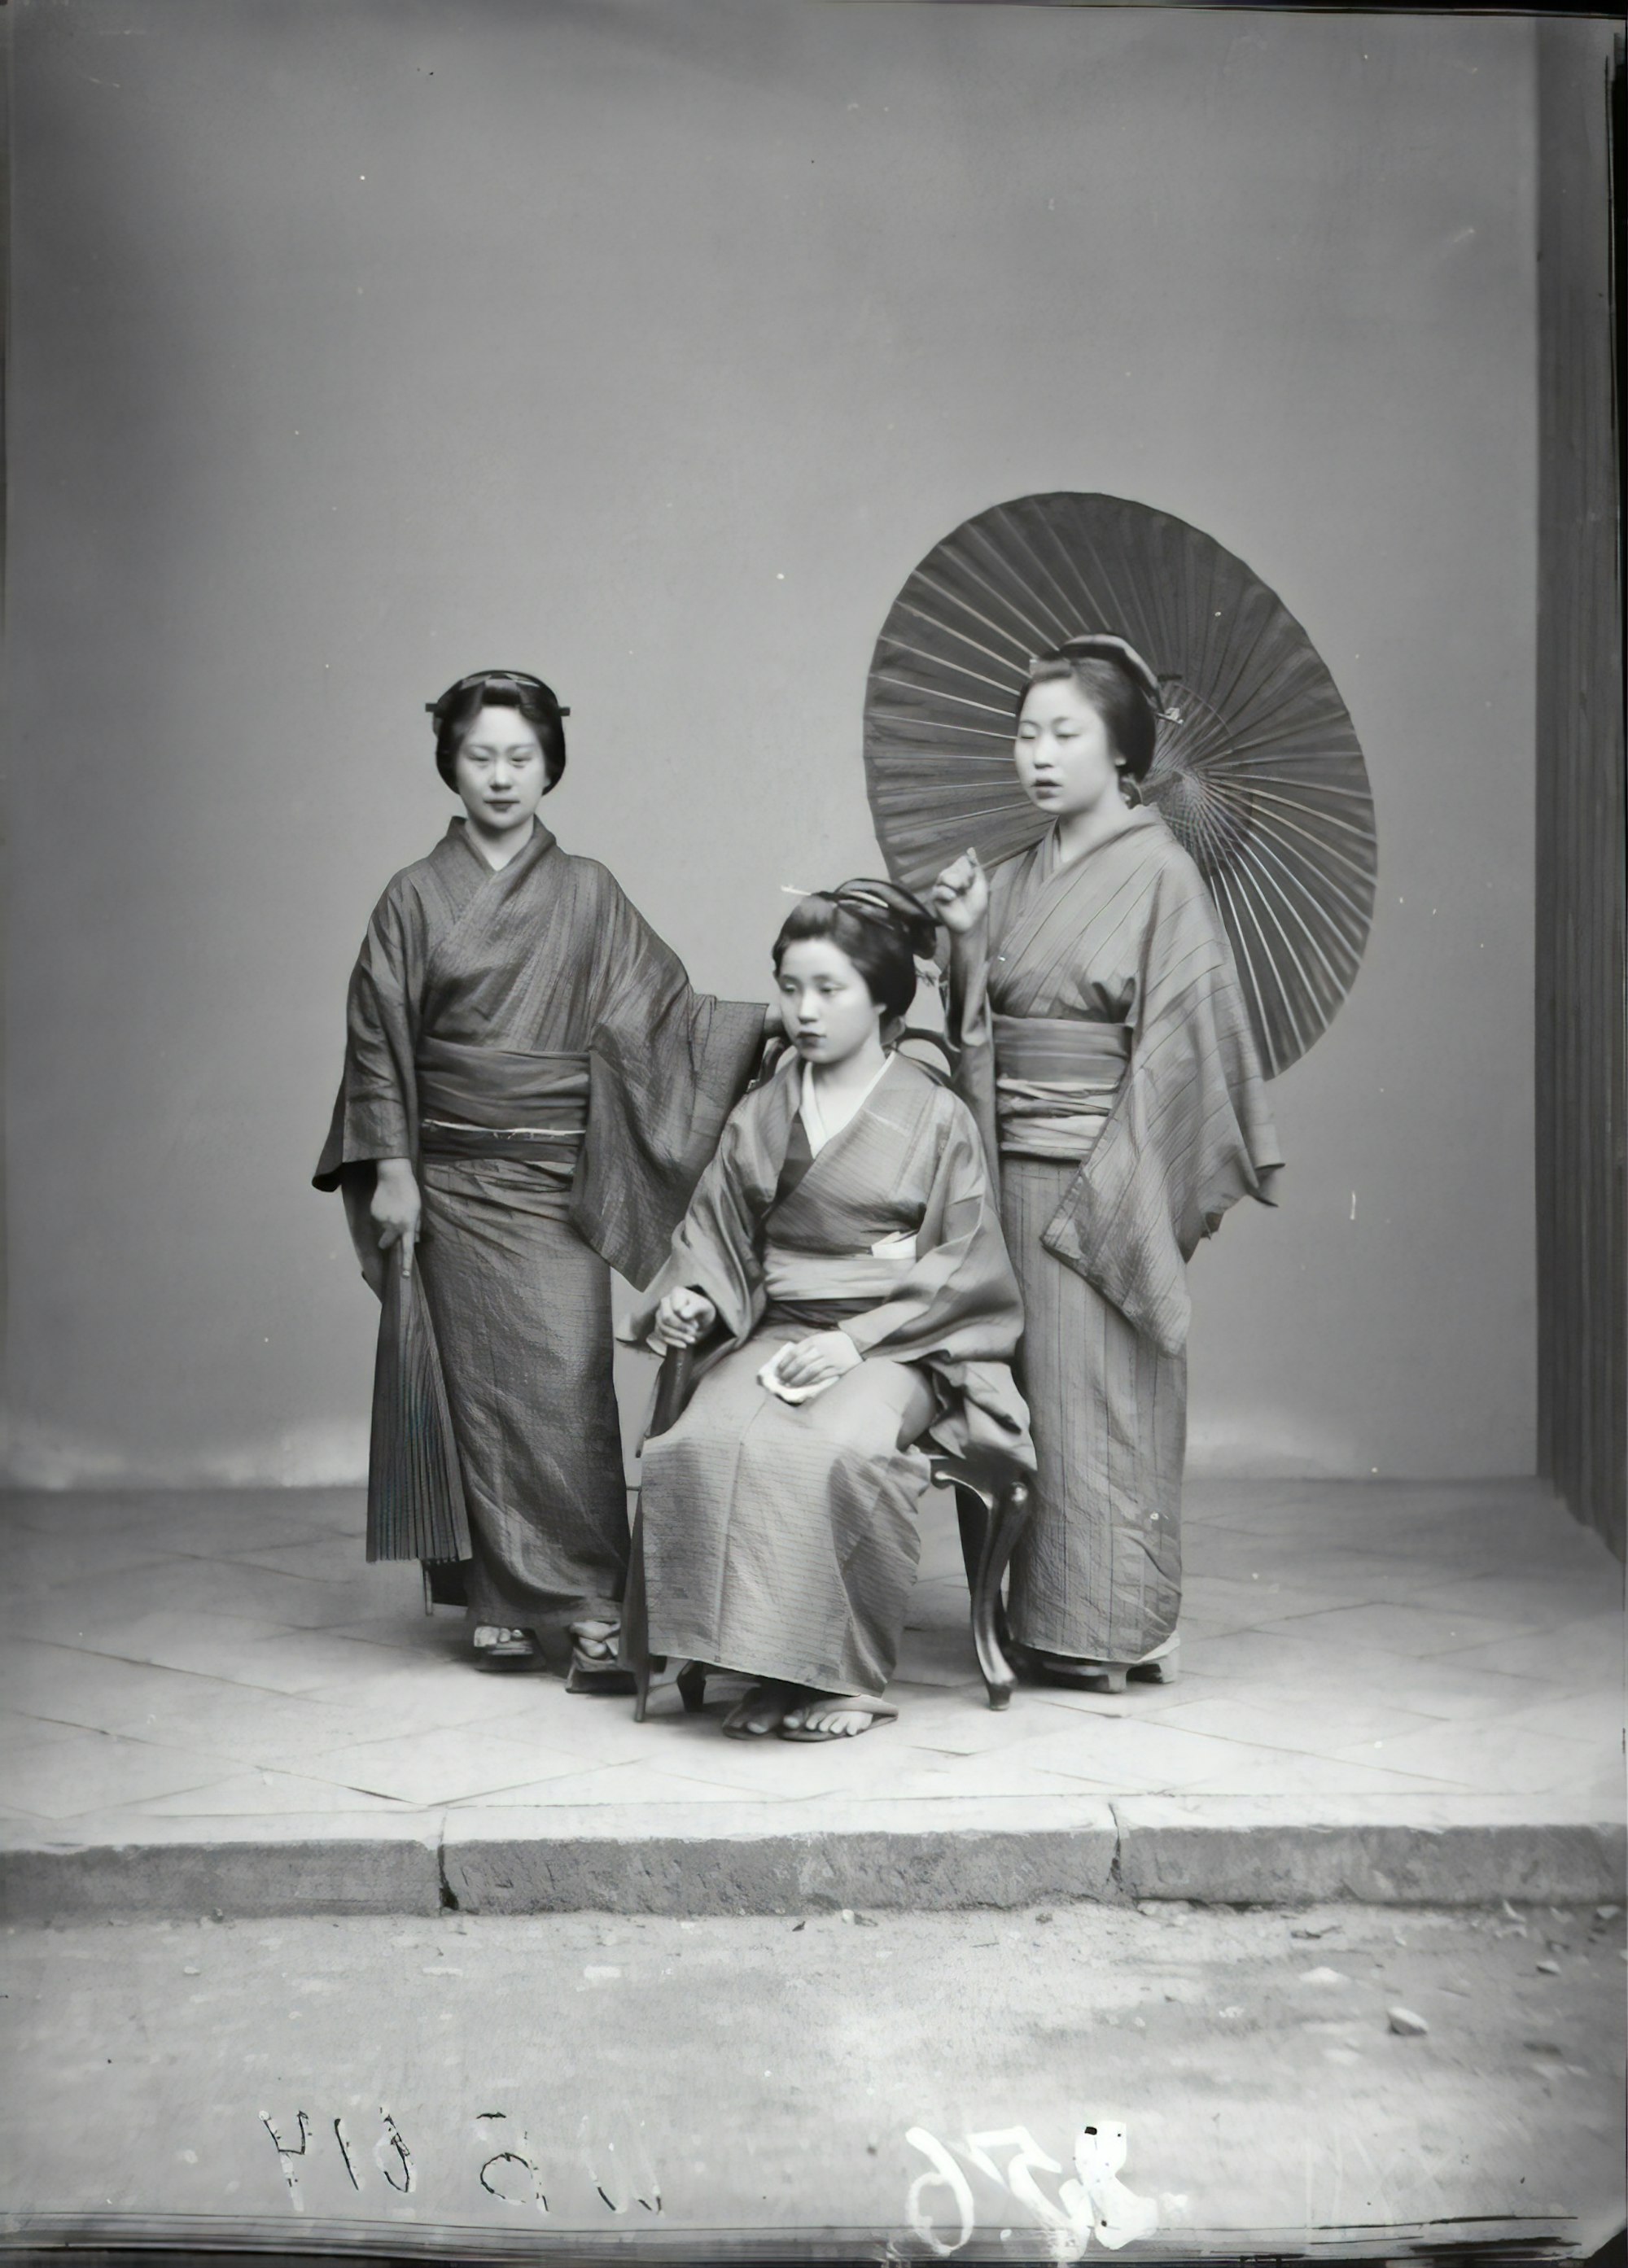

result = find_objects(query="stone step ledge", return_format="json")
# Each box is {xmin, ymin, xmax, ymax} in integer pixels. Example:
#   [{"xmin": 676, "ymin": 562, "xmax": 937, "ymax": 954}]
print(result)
[{"xmin": 2, "ymin": 1793, "xmax": 1621, "ymax": 1922}]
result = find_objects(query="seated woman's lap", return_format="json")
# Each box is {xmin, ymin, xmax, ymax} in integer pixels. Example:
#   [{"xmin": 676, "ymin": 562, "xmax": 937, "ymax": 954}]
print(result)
[{"xmin": 672, "ymin": 1335, "xmax": 935, "ymax": 1460}]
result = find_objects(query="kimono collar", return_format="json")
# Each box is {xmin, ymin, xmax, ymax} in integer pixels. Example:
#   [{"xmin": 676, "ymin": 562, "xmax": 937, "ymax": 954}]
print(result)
[
  {"xmin": 799, "ymin": 1051, "xmax": 894, "ymax": 1156},
  {"xmin": 1037, "ymin": 806, "xmax": 1161, "ymax": 879},
  {"xmin": 444, "ymin": 814, "xmax": 558, "ymax": 878}
]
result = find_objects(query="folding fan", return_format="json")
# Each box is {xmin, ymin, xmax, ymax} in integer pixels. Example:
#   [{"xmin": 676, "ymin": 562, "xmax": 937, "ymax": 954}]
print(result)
[{"xmin": 365, "ymin": 1252, "xmax": 471, "ymax": 1569}]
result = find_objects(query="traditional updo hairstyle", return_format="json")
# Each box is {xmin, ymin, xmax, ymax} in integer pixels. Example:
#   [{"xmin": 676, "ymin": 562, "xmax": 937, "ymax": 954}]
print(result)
[
  {"xmin": 1020, "ymin": 634, "xmax": 1160, "ymax": 793},
  {"xmin": 772, "ymin": 879, "xmax": 939, "ymax": 1022},
  {"xmin": 427, "ymin": 669, "xmax": 571, "ymax": 793}
]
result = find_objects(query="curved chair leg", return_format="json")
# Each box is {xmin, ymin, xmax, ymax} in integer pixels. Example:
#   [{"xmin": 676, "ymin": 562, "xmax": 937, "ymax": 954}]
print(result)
[
  {"xmin": 953, "ymin": 1484, "xmax": 992, "ymax": 1603},
  {"xmin": 965, "ymin": 1476, "xmax": 1034, "ymax": 1709}
]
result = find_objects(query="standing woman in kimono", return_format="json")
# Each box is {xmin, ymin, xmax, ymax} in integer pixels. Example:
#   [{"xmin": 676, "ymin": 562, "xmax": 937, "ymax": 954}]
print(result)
[
  {"xmin": 624, "ymin": 883, "xmax": 1033, "ymax": 1741},
  {"xmin": 315, "ymin": 670, "xmax": 767, "ymax": 1678},
  {"xmin": 932, "ymin": 637, "xmax": 1282, "ymax": 1688}
]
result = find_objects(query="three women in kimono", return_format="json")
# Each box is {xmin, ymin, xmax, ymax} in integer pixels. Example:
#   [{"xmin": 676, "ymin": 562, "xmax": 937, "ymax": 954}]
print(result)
[
  {"xmin": 315, "ymin": 670, "xmax": 766, "ymax": 1680},
  {"xmin": 322, "ymin": 634, "xmax": 1278, "ymax": 1724},
  {"xmin": 624, "ymin": 882, "xmax": 1034, "ymax": 1741},
  {"xmin": 931, "ymin": 636, "xmax": 1281, "ymax": 1688}
]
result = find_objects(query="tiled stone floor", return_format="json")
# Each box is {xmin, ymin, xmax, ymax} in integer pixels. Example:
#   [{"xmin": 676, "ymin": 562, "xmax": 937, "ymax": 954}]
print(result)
[{"xmin": 0, "ymin": 1478, "xmax": 1621, "ymax": 1833}]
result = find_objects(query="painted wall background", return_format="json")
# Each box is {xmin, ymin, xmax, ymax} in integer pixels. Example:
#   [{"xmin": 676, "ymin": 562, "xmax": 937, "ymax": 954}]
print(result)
[{"xmin": 3, "ymin": 0, "xmax": 1538, "ymax": 1486}]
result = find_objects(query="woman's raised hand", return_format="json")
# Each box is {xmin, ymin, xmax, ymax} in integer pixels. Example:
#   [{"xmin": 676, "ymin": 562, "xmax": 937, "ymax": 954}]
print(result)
[
  {"xmin": 773, "ymin": 1330, "xmax": 862, "ymax": 1391},
  {"xmin": 652, "ymin": 1285, "xmax": 717, "ymax": 1352},
  {"xmin": 930, "ymin": 847, "xmax": 988, "ymax": 935},
  {"xmin": 370, "ymin": 1158, "xmax": 422, "ymax": 1278}
]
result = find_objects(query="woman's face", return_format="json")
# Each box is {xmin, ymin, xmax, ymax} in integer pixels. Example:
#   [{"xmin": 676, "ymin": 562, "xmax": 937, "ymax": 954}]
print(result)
[
  {"xmin": 453, "ymin": 706, "xmax": 548, "ymax": 834},
  {"xmin": 776, "ymin": 936, "xmax": 883, "ymax": 1068},
  {"xmin": 1014, "ymin": 677, "xmax": 1121, "ymax": 819}
]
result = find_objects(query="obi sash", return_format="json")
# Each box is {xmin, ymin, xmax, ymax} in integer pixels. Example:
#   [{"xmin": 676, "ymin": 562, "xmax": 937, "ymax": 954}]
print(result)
[
  {"xmin": 992, "ymin": 1013, "xmax": 1129, "ymax": 1161},
  {"xmin": 761, "ymin": 1233, "xmax": 917, "ymax": 1308},
  {"xmin": 415, "ymin": 1035, "xmax": 589, "ymax": 1165}
]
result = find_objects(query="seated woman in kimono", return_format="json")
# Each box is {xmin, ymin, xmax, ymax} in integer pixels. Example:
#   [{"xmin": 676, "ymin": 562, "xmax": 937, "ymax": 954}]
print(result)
[
  {"xmin": 623, "ymin": 881, "xmax": 1034, "ymax": 1742},
  {"xmin": 315, "ymin": 670, "xmax": 766, "ymax": 1679},
  {"xmin": 932, "ymin": 636, "xmax": 1281, "ymax": 1689}
]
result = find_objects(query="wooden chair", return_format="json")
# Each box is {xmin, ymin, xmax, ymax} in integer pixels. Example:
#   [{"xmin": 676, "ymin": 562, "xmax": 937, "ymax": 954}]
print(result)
[{"xmin": 619, "ymin": 1344, "xmax": 1034, "ymax": 1721}]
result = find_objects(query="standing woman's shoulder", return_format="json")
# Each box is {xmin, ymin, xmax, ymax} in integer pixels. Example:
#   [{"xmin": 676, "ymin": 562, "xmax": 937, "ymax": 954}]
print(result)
[
  {"xmin": 1131, "ymin": 809, "xmax": 1227, "ymax": 920},
  {"xmin": 556, "ymin": 847, "xmax": 637, "ymax": 913},
  {"xmin": 357, "ymin": 833, "xmax": 457, "ymax": 933}
]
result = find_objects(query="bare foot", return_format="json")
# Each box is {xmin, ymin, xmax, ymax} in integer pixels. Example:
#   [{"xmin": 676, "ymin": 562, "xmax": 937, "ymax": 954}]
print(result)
[
  {"xmin": 569, "ymin": 1618, "xmax": 620, "ymax": 1661},
  {"xmin": 779, "ymin": 1693, "xmax": 896, "ymax": 1741},
  {"xmin": 471, "ymin": 1625, "xmax": 537, "ymax": 1660},
  {"xmin": 720, "ymin": 1680, "xmax": 801, "ymax": 1738}
]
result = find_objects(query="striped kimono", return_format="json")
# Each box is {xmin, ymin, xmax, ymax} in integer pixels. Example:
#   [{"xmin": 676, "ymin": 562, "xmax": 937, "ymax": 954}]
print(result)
[
  {"xmin": 625, "ymin": 1053, "xmax": 1033, "ymax": 1702},
  {"xmin": 314, "ymin": 816, "xmax": 766, "ymax": 1631},
  {"xmin": 952, "ymin": 811, "xmax": 1281, "ymax": 1663}
]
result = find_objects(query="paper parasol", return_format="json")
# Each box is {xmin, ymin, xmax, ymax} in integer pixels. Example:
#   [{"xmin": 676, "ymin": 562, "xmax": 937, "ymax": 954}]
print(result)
[{"xmin": 862, "ymin": 491, "xmax": 1376, "ymax": 1077}]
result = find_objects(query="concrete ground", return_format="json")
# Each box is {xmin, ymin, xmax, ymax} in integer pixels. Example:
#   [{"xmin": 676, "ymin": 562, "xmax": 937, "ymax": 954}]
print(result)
[
  {"xmin": 2, "ymin": 1903, "xmax": 1623, "ymax": 2258},
  {"xmin": 0, "ymin": 1475, "xmax": 1621, "ymax": 1916}
]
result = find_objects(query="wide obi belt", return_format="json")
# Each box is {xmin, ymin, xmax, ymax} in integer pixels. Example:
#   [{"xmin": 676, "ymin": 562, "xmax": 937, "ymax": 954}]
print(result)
[
  {"xmin": 759, "ymin": 1232, "xmax": 917, "ymax": 1331},
  {"xmin": 992, "ymin": 1013, "xmax": 1129, "ymax": 1161},
  {"xmin": 415, "ymin": 1036, "xmax": 589, "ymax": 1165}
]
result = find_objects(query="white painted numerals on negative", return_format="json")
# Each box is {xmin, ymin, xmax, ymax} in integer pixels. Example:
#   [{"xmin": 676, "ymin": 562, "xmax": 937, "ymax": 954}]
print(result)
[{"xmin": 904, "ymin": 2119, "xmax": 1158, "ymax": 2259}]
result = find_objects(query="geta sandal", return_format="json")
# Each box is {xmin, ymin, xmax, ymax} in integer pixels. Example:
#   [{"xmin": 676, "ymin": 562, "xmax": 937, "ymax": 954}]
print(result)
[
  {"xmin": 565, "ymin": 1618, "xmax": 637, "ymax": 1696},
  {"xmin": 471, "ymin": 1624, "xmax": 539, "ymax": 1664},
  {"xmin": 1029, "ymin": 1632, "xmax": 1180, "ymax": 1693}
]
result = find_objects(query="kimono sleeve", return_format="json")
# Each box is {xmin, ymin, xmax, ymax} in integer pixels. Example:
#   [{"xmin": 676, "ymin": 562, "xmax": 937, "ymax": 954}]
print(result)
[
  {"xmin": 945, "ymin": 916, "xmax": 1000, "ymax": 1182},
  {"xmin": 840, "ymin": 1106, "xmax": 1025, "ymax": 1367},
  {"xmin": 571, "ymin": 870, "xmax": 770, "ymax": 1289},
  {"xmin": 1040, "ymin": 861, "xmax": 1283, "ymax": 1356},
  {"xmin": 619, "ymin": 1110, "xmax": 768, "ymax": 1352},
  {"xmin": 313, "ymin": 884, "xmax": 422, "ymax": 1191},
  {"xmin": 838, "ymin": 1103, "xmax": 1034, "ymax": 1466}
]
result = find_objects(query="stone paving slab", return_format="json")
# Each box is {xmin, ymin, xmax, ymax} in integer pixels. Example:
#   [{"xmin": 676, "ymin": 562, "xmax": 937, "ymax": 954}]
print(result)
[{"xmin": 0, "ymin": 1478, "xmax": 1621, "ymax": 1917}]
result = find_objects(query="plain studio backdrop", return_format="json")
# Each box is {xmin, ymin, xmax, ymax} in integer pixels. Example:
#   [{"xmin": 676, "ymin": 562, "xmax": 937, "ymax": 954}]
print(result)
[{"xmin": 4, "ymin": 0, "xmax": 1542, "ymax": 1490}]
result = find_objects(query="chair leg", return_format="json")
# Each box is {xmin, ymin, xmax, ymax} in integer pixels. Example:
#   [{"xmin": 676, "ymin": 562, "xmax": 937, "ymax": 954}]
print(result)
[
  {"xmin": 965, "ymin": 1477, "xmax": 1034, "ymax": 1709},
  {"xmin": 619, "ymin": 1509, "xmax": 661, "ymax": 1724},
  {"xmin": 954, "ymin": 1484, "xmax": 991, "ymax": 1600}
]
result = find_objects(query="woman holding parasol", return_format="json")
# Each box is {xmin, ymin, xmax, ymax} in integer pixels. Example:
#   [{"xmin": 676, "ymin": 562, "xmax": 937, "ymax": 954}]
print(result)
[
  {"xmin": 932, "ymin": 636, "xmax": 1282, "ymax": 1687},
  {"xmin": 314, "ymin": 669, "xmax": 768, "ymax": 1680}
]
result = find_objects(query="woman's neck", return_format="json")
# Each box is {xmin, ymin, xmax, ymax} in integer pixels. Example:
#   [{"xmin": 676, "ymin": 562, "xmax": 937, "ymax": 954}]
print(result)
[
  {"xmin": 462, "ymin": 815, "xmax": 536, "ymax": 872},
  {"xmin": 808, "ymin": 1029, "xmax": 889, "ymax": 1095},
  {"xmin": 1053, "ymin": 795, "xmax": 1137, "ymax": 867}
]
